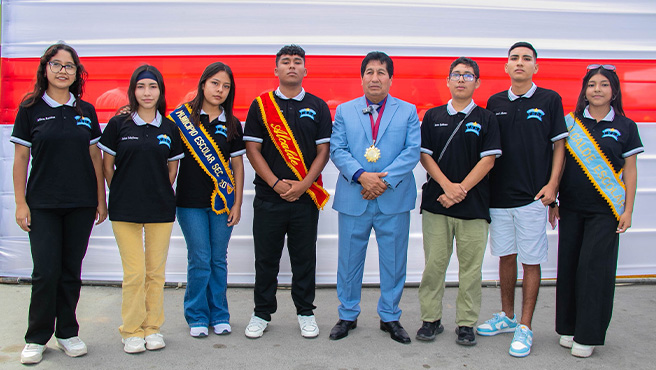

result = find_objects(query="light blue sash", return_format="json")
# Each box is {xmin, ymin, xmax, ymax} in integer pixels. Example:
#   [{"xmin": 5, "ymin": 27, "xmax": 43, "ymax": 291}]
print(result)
[{"xmin": 565, "ymin": 113, "xmax": 624, "ymax": 219}]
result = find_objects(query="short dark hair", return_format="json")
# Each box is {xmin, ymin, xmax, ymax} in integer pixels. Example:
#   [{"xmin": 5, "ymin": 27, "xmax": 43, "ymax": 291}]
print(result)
[
  {"xmin": 276, "ymin": 44, "xmax": 306, "ymax": 65},
  {"xmin": 575, "ymin": 67, "xmax": 624, "ymax": 117},
  {"xmin": 361, "ymin": 51, "xmax": 394, "ymax": 77},
  {"xmin": 508, "ymin": 41, "xmax": 537, "ymax": 59},
  {"xmin": 449, "ymin": 57, "xmax": 480, "ymax": 79}
]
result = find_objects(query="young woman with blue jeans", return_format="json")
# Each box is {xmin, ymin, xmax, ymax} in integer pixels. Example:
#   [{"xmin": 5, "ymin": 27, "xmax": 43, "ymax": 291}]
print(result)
[{"xmin": 175, "ymin": 62, "xmax": 245, "ymax": 337}]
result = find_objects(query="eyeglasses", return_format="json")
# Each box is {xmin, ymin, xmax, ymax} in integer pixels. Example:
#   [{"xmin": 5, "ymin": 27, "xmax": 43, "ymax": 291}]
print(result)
[
  {"xmin": 48, "ymin": 61, "xmax": 77, "ymax": 75},
  {"xmin": 448, "ymin": 72, "xmax": 477, "ymax": 82},
  {"xmin": 587, "ymin": 64, "xmax": 616, "ymax": 72}
]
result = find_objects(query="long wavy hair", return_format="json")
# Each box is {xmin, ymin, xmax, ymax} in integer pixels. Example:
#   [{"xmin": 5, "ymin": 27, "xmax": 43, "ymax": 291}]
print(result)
[
  {"xmin": 126, "ymin": 65, "xmax": 167, "ymax": 118},
  {"xmin": 575, "ymin": 67, "xmax": 624, "ymax": 117},
  {"xmin": 187, "ymin": 62, "xmax": 238, "ymax": 141},
  {"xmin": 20, "ymin": 43, "xmax": 87, "ymax": 115}
]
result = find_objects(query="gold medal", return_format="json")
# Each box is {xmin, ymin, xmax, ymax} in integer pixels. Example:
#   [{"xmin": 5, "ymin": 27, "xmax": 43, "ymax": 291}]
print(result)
[{"xmin": 364, "ymin": 145, "xmax": 381, "ymax": 162}]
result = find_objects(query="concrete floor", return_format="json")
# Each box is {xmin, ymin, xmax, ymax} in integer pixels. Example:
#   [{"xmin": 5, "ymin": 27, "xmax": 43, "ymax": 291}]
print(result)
[{"xmin": 0, "ymin": 283, "xmax": 654, "ymax": 369}]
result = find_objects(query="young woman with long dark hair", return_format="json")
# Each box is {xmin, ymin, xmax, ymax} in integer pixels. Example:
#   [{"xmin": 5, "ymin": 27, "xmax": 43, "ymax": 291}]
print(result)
[
  {"xmin": 98, "ymin": 65, "xmax": 183, "ymax": 353},
  {"xmin": 551, "ymin": 64, "xmax": 643, "ymax": 358},
  {"xmin": 171, "ymin": 62, "xmax": 245, "ymax": 338},
  {"xmin": 11, "ymin": 43, "xmax": 106, "ymax": 364}
]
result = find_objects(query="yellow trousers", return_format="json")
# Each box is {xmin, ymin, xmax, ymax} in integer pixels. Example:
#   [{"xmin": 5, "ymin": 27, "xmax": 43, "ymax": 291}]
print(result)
[{"xmin": 112, "ymin": 221, "xmax": 173, "ymax": 338}]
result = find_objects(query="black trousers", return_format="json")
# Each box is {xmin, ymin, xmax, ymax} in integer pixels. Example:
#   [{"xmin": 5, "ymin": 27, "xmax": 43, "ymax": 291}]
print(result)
[
  {"xmin": 25, "ymin": 207, "xmax": 96, "ymax": 345},
  {"xmin": 252, "ymin": 198, "xmax": 319, "ymax": 321},
  {"xmin": 556, "ymin": 207, "xmax": 619, "ymax": 345}
]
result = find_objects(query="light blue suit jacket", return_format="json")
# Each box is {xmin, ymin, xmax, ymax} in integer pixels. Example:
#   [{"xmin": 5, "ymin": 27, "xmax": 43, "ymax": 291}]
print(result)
[{"xmin": 330, "ymin": 95, "xmax": 420, "ymax": 216}]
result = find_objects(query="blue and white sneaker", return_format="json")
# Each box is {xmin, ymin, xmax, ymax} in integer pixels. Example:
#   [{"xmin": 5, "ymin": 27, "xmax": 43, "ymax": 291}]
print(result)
[
  {"xmin": 509, "ymin": 324, "xmax": 533, "ymax": 357},
  {"xmin": 476, "ymin": 311, "xmax": 517, "ymax": 336}
]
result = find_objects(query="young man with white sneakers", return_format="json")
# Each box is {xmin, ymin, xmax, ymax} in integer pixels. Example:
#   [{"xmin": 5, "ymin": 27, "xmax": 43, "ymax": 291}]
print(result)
[
  {"xmin": 243, "ymin": 45, "xmax": 332, "ymax": 339},
  {"xmin": 476, "ymin": 42, "xmax": 567, "ymax": 357}
]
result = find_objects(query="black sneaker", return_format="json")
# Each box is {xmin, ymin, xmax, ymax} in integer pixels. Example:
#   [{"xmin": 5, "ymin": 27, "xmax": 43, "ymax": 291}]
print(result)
[
  {"xmin": 416, "ymin": 320, "xmax": 444, "ymax": 341},
  {"xmin": 455, "ymin": 326, "xmax": 477, "ymax": 346}
]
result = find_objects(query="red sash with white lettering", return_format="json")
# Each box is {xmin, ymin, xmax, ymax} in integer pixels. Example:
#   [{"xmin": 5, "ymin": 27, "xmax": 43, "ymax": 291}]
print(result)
[{"xmin": 256, "ymin": 92, "xmax": 329, "ymax": 209}]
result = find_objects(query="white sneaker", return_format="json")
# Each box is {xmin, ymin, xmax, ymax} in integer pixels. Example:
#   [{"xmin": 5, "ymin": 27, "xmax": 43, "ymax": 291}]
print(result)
[
  {"xmin": 21, "ymin": 343, "xmax": 46, "ymax": 364},
  {"xmin": 298, "ymin": 315, "xmax": 319, "ymax": 338},
  {"xmin": 190, "ymin": 327, "xmax": 209, "ymax": 338},
  {"xmin": 559, "ymin": 335, "xmax": 574, "ymax": 348},
  {"xmin": 122, "ymin": 337, "xmax": 146, "ymax": 354},
  {"xmin": 56, "ymin": 336, "xmax": 87, "ymax": 357},
  {"xmin": 214, "ymin": 323, "xmax": 232, "ymax": 335},
  {"xmin": 245, "ymin": 313, "xmax": 269, "ymax": 338},
  {"xmin": 145, "ymin": 333, "xmax": 165, "ymax": 350},
  {"xmin": 571, "ymin": 341, "xmax": 595, "ymax": 357}
]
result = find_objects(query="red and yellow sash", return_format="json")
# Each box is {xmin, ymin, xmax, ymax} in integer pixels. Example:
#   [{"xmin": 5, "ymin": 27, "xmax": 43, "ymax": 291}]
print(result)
[{"xmin": 256, "ymin": 91, "xmax": 329, "ymax": 209}]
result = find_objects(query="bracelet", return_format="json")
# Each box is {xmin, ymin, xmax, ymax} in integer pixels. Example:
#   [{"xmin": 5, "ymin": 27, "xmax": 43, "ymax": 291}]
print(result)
[{"xmin": 272, "ymin": 178, "xmax": 281, "ymax": 189}]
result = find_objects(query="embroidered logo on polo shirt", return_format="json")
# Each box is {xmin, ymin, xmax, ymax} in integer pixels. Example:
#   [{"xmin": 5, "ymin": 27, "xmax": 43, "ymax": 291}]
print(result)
[
  {"xmin": 299, "ymin": 108, "xmax": 317, "ymax": 120},
  {"xmin": 495, "ymin": 111, "xmax": 508, "ymax": 116},
  {"xmin": 157, "ymin": 134, "xmax": 172, "ymax": 148},
  {"xmin": 75, "ymin": 115, "xmax": 92, "ymax": 128},
  {"xmin": 526, "ymin": 108, "xmax": 545, "ymax": 121},
  {"xmin": 121, "ymin": 136, "xmax": 139, "ymax": 141},
  {"xmin": 601, "ymin": 128, "xmax": 621, "ymax": 141},
  {"xmin": 36, "ymin": 116, "xmax": 56, "ymax": 122},
  {"xmin": 215, "ymin": 124, "xmax": 228, "ymax": 138},
  {"xmin": 434, "ymin": 122, "xmax": 449, "ymax": 127},
  {"xmin": 464, "ymin": 121, "xmax": 482, "ymax": 136}
]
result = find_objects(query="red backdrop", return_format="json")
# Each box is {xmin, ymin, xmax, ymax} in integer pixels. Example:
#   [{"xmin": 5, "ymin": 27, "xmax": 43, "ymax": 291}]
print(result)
[{"xmin": 2, "ymin": 55, "xmax": 655, "ymax": 125}]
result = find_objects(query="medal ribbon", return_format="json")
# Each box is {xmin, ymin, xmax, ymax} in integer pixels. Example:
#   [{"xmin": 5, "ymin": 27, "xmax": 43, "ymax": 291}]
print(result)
[
  {"xmin": 168, "ymin": 104, "xmax": 235, "ymax": 215},
  {"xmin": 256, "ymin": 92, "xmax": 330, "ymax": 210},
  {"xmin": 564, "ymin": 112, "xmax": 625, "ymax": 220},
  {"xmin": 367, "ymin": 99, "xmax": 387, "ymax": 143}
]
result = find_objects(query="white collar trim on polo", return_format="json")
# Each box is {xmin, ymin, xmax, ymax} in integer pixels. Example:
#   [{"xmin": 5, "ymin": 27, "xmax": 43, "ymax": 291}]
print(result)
[
  {"xmin": 583, "ymin": 105, "xmax": 615, "ymax": 122},
  {"xmin": 200, "ymin": 109, "xmax": 227, "ymax": 122},
  {"xmin": 508, "ymin": 82, "xmax": 537, "ymax": 101},
  {"xmin": 446, "ymin": 99, "xmax": 477, "ymax": 116},
  {"xmin": 274, "ymin": 87, "xmax": 305, "ymax": 101},
  {"xmin": 42, "ymin": 92, "xmax": 76, "ymax": 108},
  {"xmin": 132, "ymin": 111, "xmax": 163, "ymax": 127}
]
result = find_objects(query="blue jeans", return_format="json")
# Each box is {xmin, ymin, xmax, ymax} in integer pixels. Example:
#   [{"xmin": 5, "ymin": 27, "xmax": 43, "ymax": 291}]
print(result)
[{"xmin": 177, "ymin": 207, "xmax": 233, "ymax": 327}]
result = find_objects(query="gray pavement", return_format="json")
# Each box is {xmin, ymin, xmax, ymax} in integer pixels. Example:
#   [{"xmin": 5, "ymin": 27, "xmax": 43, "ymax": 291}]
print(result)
[{"xmin": 0, "ymin": 282, "xmax": 654, "ymax": 369}]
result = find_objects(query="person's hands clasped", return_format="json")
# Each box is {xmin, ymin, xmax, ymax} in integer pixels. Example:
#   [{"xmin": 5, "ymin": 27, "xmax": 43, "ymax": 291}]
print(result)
[
  {"xmin": 280, "ymin": 179, "xmax": 308, "ymax": 202},
  {"xmin": 358, "ymin": 171, "xmax": 388, "ymax": 200}
]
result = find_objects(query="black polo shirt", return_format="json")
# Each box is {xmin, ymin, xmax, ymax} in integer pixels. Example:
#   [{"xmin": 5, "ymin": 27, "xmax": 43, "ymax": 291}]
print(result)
[
  {"xmin": 420, "ymin": 100, "xmax": 502, "ymax": 222},
  {"xmin": 99, "ymin": 112, "xmax": 184, "ymax": 222},
  {"xmin": 486, "ymin": 84, "xmax": 568, "ymax": 208},
  {"xmin": 10, "ymin": 93, "xmax": 101, "ymax": 209},
  {"xmin": 243, "ymin": 88, "xmax": 332, "ymax": 204},
  {"xmin": 559, "ymin": 107, "xmax": 644, "ymax": 215},
  {"xmin": 176, "ymin": 111, "xmax": 246, "ymax": 208}
]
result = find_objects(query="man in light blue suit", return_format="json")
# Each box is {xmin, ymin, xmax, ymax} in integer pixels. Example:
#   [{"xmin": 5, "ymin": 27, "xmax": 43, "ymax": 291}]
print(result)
[{"xmin": 329, "ymin": 51, "xmax": 420, "ymax": 344}]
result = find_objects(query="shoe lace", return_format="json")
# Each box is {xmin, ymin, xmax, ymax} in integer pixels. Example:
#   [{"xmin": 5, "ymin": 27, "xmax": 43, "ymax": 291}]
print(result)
[
  {"xmin": 513, "ymin": 327, "xmax": 528, "ymax": 342},
  {"xmin": 249, "ymin": 317, "xmax": 267, "ymax": 330},
  {"xmin": 67, "ymin": 337, "xmax": 82, "ymax": 345},
  {"xmin": 25, "ymin": 343, "xmax": 42, "ymax": 350},
  {"xmin": 487, "ymin": 312, "xmax": 501, "ymax": 324},
  {"xmin": 300, "ymin": 316, "xmax": 317, "ymax": 329}
]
